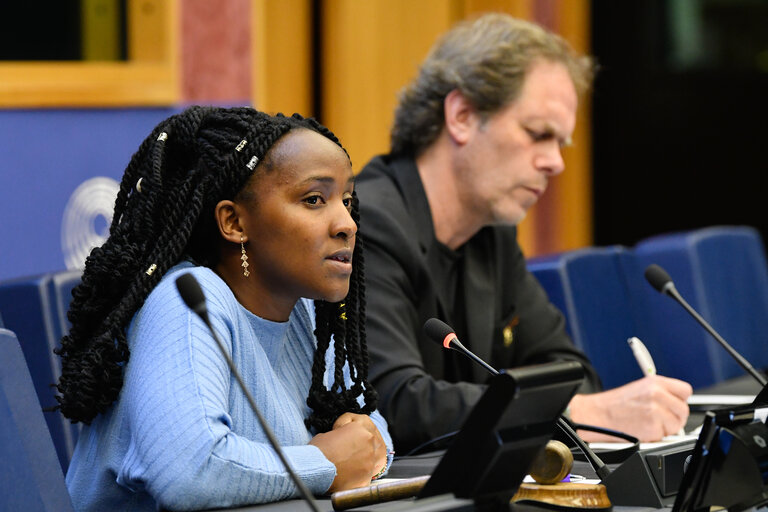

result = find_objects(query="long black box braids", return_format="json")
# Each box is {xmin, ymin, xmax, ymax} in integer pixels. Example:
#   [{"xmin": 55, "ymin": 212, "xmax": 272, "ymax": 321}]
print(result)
[{"xmin": 55, "ymin": 107, "xmax": 376, "ymax": 431}]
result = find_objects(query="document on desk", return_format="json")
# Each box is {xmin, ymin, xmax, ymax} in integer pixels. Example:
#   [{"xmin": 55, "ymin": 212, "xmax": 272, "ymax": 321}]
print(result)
[
  {"xmin": 523, "ymin": 475, "xmax": 601, "ymax": 485},
  {"xmin": 587, "ymin": 433, "xmax": 699, "ymax": 452},
  {"xmin": 688, "ymin": 394, "xmax": 754, "ymax": 406}
]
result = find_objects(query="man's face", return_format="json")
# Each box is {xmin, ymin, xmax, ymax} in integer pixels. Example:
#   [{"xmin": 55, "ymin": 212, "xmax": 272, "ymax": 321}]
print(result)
[{"xmin": 456, "ymin": 59, "xmax": 578, "ymax": 226}]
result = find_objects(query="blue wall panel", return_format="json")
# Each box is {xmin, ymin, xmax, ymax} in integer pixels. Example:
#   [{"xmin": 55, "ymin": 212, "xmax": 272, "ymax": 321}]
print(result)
[{"xmin": 0, "ymin": 108, "xmax": 178, "ymax": 282}]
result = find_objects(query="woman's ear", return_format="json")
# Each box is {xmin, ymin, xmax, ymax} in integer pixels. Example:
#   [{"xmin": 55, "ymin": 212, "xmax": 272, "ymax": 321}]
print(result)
[
  {"xmin": 444, "ymin": 89, "xmax": 479, "ymax": 146},
  {"xmin": 214, "ymin": 199, "xmax": 245, "ymax": 243}
]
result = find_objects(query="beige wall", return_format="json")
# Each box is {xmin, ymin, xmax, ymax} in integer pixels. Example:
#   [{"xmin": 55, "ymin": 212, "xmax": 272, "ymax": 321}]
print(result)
[{"xmin": 0, "ymin": 0, "xmax": 592, "ymax": 256}]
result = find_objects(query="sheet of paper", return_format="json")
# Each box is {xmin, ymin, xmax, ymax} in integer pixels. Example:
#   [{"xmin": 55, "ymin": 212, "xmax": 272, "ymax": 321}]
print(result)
[
  {"xmin": 687, "ymin": 394, "xmax": 754, "ymax": 405},
  {"xmin": 588, "ymin": 433, "xmax": 699, "ymax": 451},
  {"xmin": 523, "ymin": 475, "xmax": 601, "ymax": 485}
]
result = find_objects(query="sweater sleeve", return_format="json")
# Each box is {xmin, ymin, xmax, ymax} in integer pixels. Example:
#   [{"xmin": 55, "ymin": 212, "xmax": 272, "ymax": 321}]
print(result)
[
  {"xmin": 341, "ymin": 375, "xmax": 395, "ymax": 476},
  {"xmin": 116, "ymin": 268, "xmax": 335, "ymax": 510},
  {"xmin": 318, "ymin": 313, "xmax": 395, "ymax": 476},
  {"xmin": 369, "ymin": 409, "xmax": 395, "ymax": 476}
]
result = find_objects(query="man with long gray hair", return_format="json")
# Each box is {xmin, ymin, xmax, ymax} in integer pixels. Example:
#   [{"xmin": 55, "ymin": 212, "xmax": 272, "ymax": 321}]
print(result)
[{"xmin": 356, "ymin": 13, "xmax": 692, "ymax": 454}]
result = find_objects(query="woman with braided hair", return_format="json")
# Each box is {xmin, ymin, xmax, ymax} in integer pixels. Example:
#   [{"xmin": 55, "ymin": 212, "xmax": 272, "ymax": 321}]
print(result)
[{"xmin": 57, "ymin": 106, "xmax": 393, "ymax": 511}]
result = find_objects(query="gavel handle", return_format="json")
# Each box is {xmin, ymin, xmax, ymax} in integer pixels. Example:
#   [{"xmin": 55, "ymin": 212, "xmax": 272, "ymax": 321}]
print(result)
[
  {"xmin": 330, "ymin": 439, "xmax": 573, "ymax": 510},
  {"xmin": 330, "ymin": 475, "xmax": 431, "ymax": 511}
]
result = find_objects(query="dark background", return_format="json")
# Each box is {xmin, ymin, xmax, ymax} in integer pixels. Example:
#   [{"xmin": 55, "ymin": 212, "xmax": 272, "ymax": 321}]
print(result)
[
  {"xmin": 0, "ymin": 1, "xmax": 126, "ymax": 61},
  {"xmin": 591, "ymin": 0, "xmax": 768, "ymax": 248}
]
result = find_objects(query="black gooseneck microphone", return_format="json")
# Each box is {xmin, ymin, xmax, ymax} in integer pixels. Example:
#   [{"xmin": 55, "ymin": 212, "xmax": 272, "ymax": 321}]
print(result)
[
  {"xmin": 644, "ymin": 264, "xmax": 768, "ymax": 387},
  {"xmin": 424, "ymin": 318, "xmax": 498, "ymax": 376},
  {"xmin": 175, "ymin": 273, "xmax": 321, "ymax": 512},
  {"xmin": 423, "ymin": 318, "xmax": 612, "ymax": 480}
]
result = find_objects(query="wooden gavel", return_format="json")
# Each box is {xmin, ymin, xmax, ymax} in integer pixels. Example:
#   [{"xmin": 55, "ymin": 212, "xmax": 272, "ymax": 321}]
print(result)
[{"xmin": 330, "ymin": 439, "xmax": 582, "ymax": 511}]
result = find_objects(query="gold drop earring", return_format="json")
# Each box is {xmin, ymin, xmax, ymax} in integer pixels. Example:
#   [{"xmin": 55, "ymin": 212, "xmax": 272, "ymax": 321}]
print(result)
[{"xmin": 240, "ymin": 235, "xmax": 250, "ymax": 277}]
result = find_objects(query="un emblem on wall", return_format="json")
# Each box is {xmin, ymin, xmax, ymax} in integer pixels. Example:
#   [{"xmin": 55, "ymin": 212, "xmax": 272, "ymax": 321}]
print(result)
[{"xmin": 61, "ymin": 177, "xmax": 120, "ymax": 271}]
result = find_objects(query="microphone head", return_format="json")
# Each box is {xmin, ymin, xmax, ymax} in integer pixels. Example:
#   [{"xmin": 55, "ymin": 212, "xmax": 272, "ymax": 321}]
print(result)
[
  {"xmin": 423, "ymin": 318, "xmax": 455, "ymax": 348},
  {"xmin": 644, "ymin": 264, "xmax": 674, "ymax": 294},
  {"xmin": 175, "ymin": 273, "xmax": 208, "ymax": 319}
]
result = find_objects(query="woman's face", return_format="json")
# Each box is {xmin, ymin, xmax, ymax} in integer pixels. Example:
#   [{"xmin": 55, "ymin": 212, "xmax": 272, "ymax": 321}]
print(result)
[{"xmin": 236, "ymin": 129, "xmax": 356, "ymax": 312}]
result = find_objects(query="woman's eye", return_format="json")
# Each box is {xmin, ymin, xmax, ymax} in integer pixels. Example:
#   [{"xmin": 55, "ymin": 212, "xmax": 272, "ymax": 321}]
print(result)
[
  {"xmin": 304, "ymin": 195, "xmax": 324, "ymax": 206},
  {"xmin": 343, "ymin": 197, "xmax": 353, "ymax": 209}
]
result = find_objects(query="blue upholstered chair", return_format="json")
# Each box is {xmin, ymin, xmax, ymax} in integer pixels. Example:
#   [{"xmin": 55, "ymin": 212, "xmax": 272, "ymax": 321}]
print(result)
[
  {"xmin": 526, "ymin": 252, "xmax": 574, "ymax": 341},
  {"xmin": 46, "ymin": 270, "xmax": 83, "ymax": 349},
  {"xmin": 0, "ymin": 328, "xmax": 74, "ymax": 511},
  {"xmin": 529, "ymin": 246, "xmax": 650, "ymax": 389},
  {"xmin": 529, "ymin": 226, "xmax": 768, "ymax": 391},
  {"xmin": 0, "ymin": 270, "xmax": 82, "ymax": 471},
  {"xmin": 633, "ymin": 226, "xmax": 768, "ymax": 387}
]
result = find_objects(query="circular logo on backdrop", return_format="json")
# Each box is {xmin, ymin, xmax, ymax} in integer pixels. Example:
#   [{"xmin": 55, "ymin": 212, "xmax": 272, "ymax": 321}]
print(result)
[{"xmin": 61, "ymin": 176, "xmax": 120, "ymax": 271}]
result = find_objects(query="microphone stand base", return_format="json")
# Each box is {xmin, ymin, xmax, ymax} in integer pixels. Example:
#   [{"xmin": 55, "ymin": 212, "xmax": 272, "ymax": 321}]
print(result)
[{"xmin": 601, "ymin": 440, "xmax": 696, "ymax": 507}]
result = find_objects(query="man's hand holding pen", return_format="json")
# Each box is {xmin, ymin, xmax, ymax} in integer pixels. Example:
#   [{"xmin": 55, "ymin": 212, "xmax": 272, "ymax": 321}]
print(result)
[{"xmin": 567, "ymin": 339, "xmax": 693, "ymax": 442}]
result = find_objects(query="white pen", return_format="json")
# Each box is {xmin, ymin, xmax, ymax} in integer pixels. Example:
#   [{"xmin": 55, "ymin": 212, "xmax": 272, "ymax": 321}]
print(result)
[
  {"xmin": 627, "ymin": 336, "xmax": 656, "ymax": 376},
  {"xmin": 627, "ymin": 336, "xmax": 686, "ymax": 436}
]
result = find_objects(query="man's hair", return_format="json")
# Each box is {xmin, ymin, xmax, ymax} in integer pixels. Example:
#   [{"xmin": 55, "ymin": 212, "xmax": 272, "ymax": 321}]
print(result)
[
  {"xmin": 55, "ymin": 106, "xmax": 376, "ymax": 432},
  {"xmin": 390, "ymin": 13, "xmax": 594, "ymax": 157}
]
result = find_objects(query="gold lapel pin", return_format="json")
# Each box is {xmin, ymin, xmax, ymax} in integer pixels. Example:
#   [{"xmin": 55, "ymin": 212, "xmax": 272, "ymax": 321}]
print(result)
[{"xmin": 503, "ymin": 316, "xmax": 520, "ymax": 347}]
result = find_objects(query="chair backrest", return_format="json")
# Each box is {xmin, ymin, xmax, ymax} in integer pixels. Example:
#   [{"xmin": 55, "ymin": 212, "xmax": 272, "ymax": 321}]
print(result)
[
  {"xmin": 634, "ymin": 226, "xmax": 768, "ymax": 385},
  {"xmin": 0, "ymin": 270, "xmax": 82, "ymax": 471},
  {"xmin": 526, "ymin": 252, "xmax": 574, "ymax": 341},
  {"xmin": 0, "ymin": 328, "xmax": 74, "ymax": 511},
  {"xmin": 530, "ymin": 246, "xmax": 648, "ymax": 389},
  {"xmin": 47, "ymin": 270, "xmax": 83, "ymax": 347},
  {"xmin": 529, "ymin": 225, "xmax": 768, "ymax": 391}
]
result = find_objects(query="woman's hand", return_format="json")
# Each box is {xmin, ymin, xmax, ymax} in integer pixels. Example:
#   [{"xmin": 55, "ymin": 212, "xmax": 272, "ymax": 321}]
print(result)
[{"xmin": 309, "ymin": 412, "xmax": 388, "ymax": 493}]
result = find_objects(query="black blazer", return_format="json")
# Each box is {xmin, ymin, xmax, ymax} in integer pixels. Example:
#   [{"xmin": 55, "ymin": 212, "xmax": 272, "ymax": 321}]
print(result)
[{"xmin": 356, "ymin": 155, "xmax": 601, "ymax": 453}]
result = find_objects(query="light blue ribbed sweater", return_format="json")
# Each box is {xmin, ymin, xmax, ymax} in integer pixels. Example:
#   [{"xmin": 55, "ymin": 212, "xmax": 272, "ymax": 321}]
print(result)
[{"xmin": 66, "ymin": 262, "xmax": 393, "ymax": 511}]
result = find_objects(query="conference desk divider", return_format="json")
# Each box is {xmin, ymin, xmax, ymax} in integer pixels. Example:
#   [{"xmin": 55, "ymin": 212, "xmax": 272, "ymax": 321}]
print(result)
[
  {"xmin": 673, "ymin": 393, "xmax": 768, "ymax": 512},
  {"xmin": 417, "ymin": 361, "xmax": 584, "ymax": 510}
]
